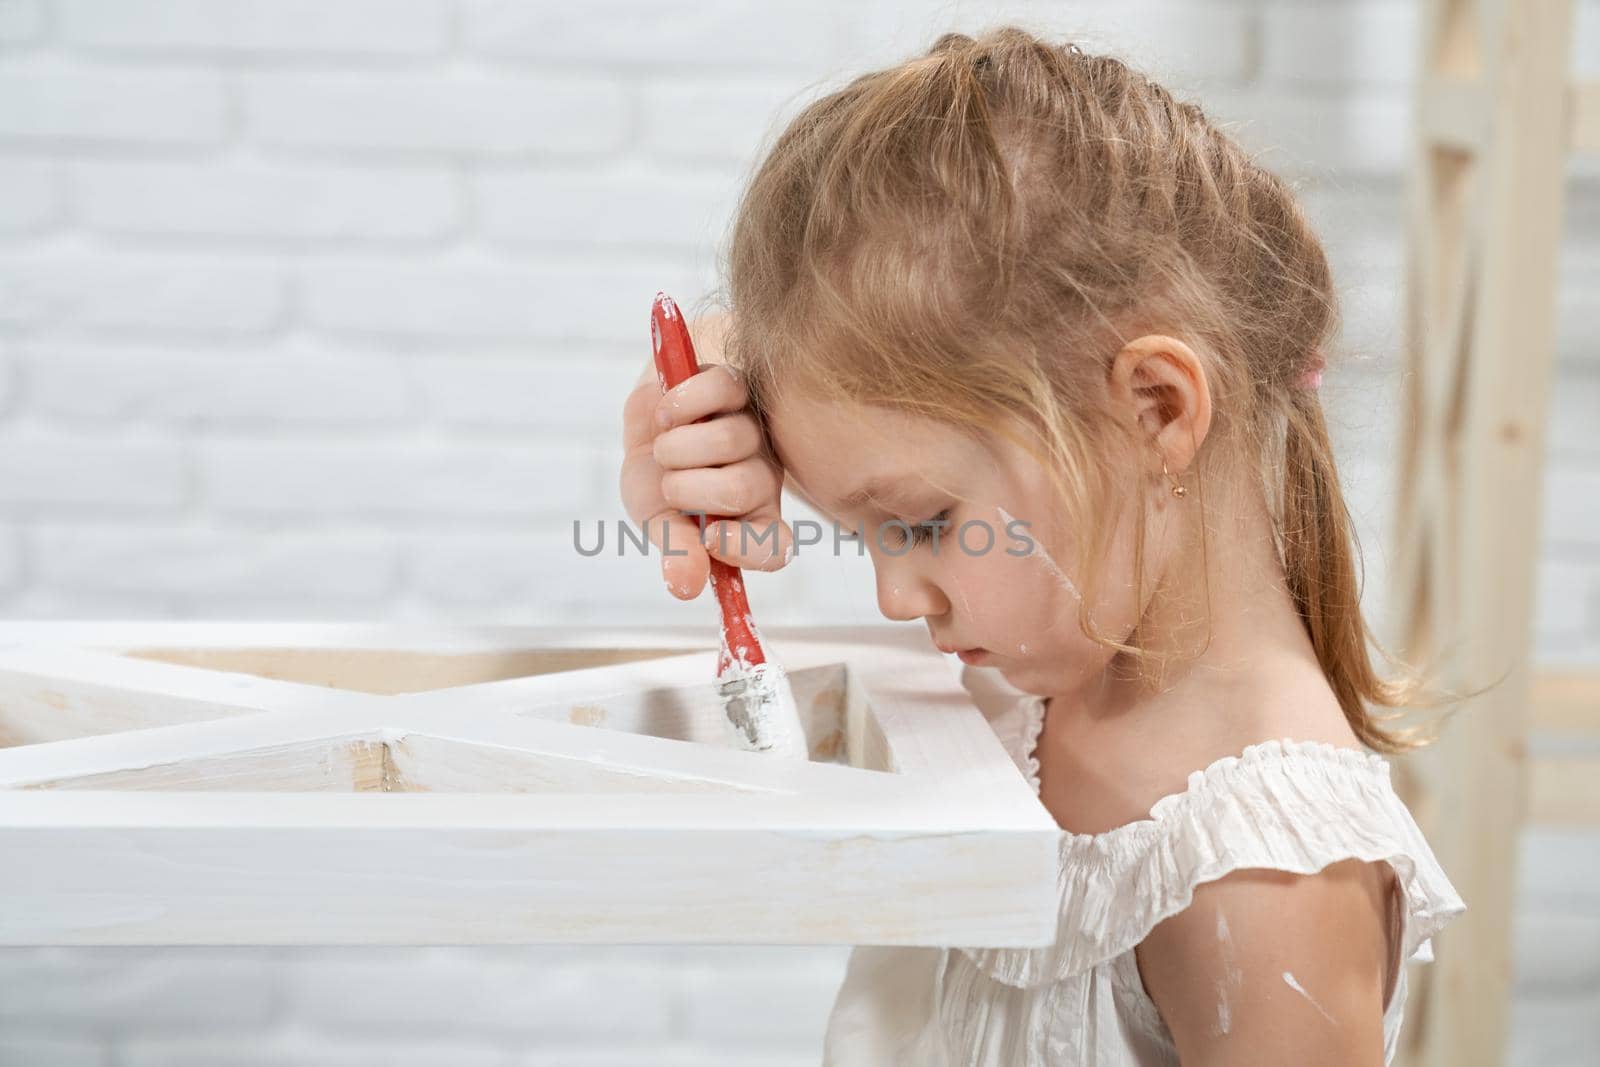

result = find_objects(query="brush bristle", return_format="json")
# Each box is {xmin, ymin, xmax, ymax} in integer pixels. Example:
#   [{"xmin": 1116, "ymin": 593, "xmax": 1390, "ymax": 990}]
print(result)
[{"xmin": 717, "ymin": 661, "xmax": 807, "ymax": 759}]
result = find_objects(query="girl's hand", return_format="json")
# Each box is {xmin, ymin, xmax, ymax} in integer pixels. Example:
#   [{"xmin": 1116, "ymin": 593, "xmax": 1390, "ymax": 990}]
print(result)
[{"xmin": 619, "ymin": 311, "xmax": 795, "ymax": 601}]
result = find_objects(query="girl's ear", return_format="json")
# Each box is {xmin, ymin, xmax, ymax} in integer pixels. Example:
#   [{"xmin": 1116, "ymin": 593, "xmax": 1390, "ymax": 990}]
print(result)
[{"xmin": 1107, "ymin": 334, "xmax": 1212, "ymax": 474}]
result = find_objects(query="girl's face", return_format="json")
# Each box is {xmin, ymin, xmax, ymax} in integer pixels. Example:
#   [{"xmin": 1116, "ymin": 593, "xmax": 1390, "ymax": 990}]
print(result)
[{"xmin": 767, "ymin": 393, "xmax": 1156, "ymax": 700}]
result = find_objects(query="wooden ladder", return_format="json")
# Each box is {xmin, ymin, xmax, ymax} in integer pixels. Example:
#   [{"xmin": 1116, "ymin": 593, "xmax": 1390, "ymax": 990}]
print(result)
[{"xmin": 1389, "ymin": 1, "xmax": 1599, "ymax": 1064}]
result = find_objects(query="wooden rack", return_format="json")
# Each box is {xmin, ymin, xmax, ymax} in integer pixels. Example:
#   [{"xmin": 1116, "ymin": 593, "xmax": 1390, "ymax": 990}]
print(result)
[{"xmin": 1389, "ymin": 1, "xmax": 1598, "ymax": 1063}]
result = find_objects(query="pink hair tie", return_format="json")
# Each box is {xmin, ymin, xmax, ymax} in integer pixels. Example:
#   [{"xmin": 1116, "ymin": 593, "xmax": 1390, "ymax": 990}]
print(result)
[{"xmin": 1294, "ymin": 351, "xmax": 1326, "ymax": 391}]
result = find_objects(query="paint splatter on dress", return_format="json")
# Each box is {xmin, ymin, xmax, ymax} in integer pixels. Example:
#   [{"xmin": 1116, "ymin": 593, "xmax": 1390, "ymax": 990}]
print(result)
[{"xmin": 820, "ymin": 665, "xmax": 1466, "ymax": 1066}]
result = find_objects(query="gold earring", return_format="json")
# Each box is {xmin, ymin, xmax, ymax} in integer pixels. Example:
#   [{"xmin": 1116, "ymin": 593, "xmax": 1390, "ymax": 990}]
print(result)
[{"xmin": 1161, "ymin": 454, "xmax": 1187, "ymax": 498}]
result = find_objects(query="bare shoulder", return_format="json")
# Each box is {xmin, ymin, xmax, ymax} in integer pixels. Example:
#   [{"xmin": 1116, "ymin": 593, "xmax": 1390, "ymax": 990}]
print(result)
[{"xmin": 1134, "ymin": 860, "xmax": 1396, "ymax": 1066}]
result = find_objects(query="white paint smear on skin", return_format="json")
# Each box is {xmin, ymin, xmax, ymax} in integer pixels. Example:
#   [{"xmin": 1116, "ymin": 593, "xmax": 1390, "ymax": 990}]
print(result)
[
  {"xmin": 1213, "ymin": 907, "xmax": 1242, "ymax": 1037},
  {"xmin": 949, "ymin": 575, "xmax": 976, "ymax": 625},
  {"xmin": 1282, "ymin": 972, "xmax": 1337, "ymax": 1025},
  {"xmin": 997, "ymin": 506, "xmax": 1081, "ymax": 602}
]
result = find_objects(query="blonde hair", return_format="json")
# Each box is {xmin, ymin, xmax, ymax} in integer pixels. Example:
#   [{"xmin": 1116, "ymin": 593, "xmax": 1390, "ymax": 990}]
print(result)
[{"xmin": 717, "ymin": 26, "xmax": 1473, "ymax": 753}]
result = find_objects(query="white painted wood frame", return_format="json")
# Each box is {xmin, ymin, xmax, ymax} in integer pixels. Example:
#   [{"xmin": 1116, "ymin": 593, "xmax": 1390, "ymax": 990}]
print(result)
[{"xmin": 0, "ymin": 621, "xmax": 1060, "ymax": 948}]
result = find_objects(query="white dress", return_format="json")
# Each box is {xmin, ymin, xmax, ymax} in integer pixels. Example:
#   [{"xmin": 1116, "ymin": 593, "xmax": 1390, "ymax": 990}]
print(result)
[{"xmin": 820, "ymin": 665, "xmax": 1467, "ymax": 1066}]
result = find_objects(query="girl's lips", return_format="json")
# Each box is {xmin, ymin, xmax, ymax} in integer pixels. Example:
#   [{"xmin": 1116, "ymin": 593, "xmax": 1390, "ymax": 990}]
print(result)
[{"xmin": 956, "ymin": 648, "xmax": 988, "ymax": 664}]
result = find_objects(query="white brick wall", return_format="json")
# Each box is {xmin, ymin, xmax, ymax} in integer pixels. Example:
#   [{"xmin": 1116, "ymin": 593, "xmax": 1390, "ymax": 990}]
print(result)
[
  {"xmin": 57, "ymin": 0, "xmax": 451, "ymax": 56},
  {"xmin": 76, "ymin": 161, "xmax": 462, "ymax": 241},
  {"xmin": 0, "ymin": 1, "xmax": 1596, "ymax": 1063}
]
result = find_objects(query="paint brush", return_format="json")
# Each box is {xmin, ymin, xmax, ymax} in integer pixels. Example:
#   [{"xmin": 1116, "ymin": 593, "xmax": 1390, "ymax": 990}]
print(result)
[{"xmin": 649, "ymin": 292, "xmax": 808, "ymax": 760}]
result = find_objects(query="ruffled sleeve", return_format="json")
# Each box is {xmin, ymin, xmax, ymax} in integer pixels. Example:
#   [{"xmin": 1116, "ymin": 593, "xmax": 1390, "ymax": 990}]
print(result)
[{"xmin": 955, "ymin": 738, "xmax": 1467, "ymax": 988}]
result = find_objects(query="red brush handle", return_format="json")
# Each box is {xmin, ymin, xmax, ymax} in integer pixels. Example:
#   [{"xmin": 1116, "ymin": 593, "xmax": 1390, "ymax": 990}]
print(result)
[{"xmin": 650, "ymin": 292, "xmax": 767, "ymax": 672}]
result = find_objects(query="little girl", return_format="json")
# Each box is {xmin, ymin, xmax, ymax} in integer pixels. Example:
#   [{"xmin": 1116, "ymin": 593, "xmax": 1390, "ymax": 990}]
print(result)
[{"xmin": 621, "ymin": 26, "xmax": 1465, "ymax": 1066}]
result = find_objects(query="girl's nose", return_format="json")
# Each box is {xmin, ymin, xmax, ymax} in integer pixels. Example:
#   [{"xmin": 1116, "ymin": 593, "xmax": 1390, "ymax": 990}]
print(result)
[{"xmin": 875, "ymin": 565, "xmax": 948, "ymax": 623}]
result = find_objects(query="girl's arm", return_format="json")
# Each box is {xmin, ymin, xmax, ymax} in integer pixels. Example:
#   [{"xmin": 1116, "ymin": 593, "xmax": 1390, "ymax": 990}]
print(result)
[{"xmin": 1134, "ymin": 859, "xmax": 1393, "ymax": 1066}]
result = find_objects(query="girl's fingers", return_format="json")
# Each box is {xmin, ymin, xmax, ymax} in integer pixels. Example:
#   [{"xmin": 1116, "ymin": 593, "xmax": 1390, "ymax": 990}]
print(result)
[
  {"xmin": 654, "ymin": 364, "xmax": 748, "ymax": 431},
  {"xmin": 659, "ymin": 455, "xmax": 782, "ymax": 519},
  {"xmin": 646, "ymin": 507, "xmax": 711, "ymax": 600},
  {"xmin": 652, "ymin": 413, "xmax": 764, "ymax": 471},
  {"xmin": 701, "ymin": 509, "xmax": 794, "ymax": 571},
  {"xmin": 622, "ymin": 378, "xmax": 667, "ymax": 451},
  {"xmin": 619, "ymin": 441, "xmax": 669, "ymax": 529},
  {"xmin": 620, "ymin": 358, "xmax": 787, "ymax": 594}
]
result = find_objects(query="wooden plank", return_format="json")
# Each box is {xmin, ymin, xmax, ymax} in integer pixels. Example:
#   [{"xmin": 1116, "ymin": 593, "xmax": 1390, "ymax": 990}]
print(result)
[
  {"xmin": 124, "ymin": 644, "xmax": 704, "ymax": 695},
  {"xmin": 0, "ymin": 620, "xmax": 728, "ymax": 652},
  {"xmin": 384, "ymin": 734, "xmax": 783, "ymax": 794},
  {"xmin": 26, "ymin": 736, "xmax": 388, "ymax": 792},
  {"xmin": 0, "ymin": 798, "xmax": 1058, "ymax": 946},
  {"xmin": 1571, "ymin": 80, "xmax": 1600, "ymax": 154},
  {"xmin": 1420, "ymin": 76, "xmax": 1490, "ymax": 151},
  {"xmin": 0, "ymin": 645, "xmax": 341, "ymax": 747},
  {"xmin": 1527, "ymin": 669, "xmax": 1600, "ymax": 733},
  {"xmin": 393, "ymin": 711, "xmax": 911, "ymax": 801},
  {"xmin": 1527, "ymin": 754, "xmax": 1600, "ymax": 824},
  {"xmin": 0, "ymin": 704, "xmax": 388, "ymax": 788}
]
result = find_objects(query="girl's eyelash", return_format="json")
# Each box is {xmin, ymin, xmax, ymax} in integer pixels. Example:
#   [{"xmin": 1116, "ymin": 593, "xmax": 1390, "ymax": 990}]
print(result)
[{"xmin": 903, "ymin": 508, "xmax": 953, "ymax": 549}]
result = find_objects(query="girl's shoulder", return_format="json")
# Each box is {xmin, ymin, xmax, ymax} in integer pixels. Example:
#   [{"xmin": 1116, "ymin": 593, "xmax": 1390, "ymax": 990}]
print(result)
[{"xmin": 960, "ymin": 678, "xmax": 1467, "ymax": 988}]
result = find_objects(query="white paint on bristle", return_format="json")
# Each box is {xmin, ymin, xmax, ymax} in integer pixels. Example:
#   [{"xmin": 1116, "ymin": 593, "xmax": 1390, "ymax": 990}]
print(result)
[
  {"xmin": 718, "ymin": 659, "xmax": 807, "ymax": 761},
  {"xmin": 764, "ymin": 660, "xmax": 804, "ymax": 756},
  {"xmin": 716, "ymin": 611, "xmax": 806, "ymax": 760}
]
